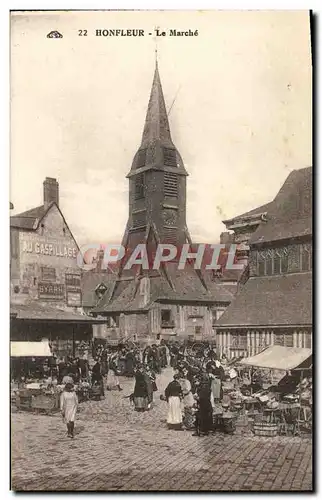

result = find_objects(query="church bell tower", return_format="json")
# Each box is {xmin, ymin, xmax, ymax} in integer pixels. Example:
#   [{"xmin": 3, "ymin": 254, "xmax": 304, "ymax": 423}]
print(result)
[{"xmin": 123, "ymin": 60, "xmax": 189, "ymax": 257}]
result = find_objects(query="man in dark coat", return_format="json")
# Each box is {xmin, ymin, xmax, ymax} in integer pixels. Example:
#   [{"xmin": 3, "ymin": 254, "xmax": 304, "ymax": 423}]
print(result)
[
  {"xmin": 125, "ymin": 349, "xmax": 136, "ymax": 377},
  {"xmin": 158, "ymin": 342, "xmax": 167, "ymax": 368},
  {"xmin": 193, "ymin": 374, "xmax": 213, "ymax": 436}
]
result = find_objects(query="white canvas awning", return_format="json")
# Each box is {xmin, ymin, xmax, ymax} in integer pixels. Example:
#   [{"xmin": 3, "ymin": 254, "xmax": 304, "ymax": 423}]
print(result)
[
  {"xmin": 239, "ymin": 346, "xmax": 312, "ymax": 371},
  {"xmin": 11, "ymin": 341, "xmax": 52, "ymax": 357}
]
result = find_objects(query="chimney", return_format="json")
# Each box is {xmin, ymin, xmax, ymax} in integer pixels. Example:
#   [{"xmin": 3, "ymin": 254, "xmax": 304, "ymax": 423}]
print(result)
[
  {"xmin": 96, "ymin": 249, "xmax": 105, "ymax": 272},
  {"xmin": 43, "ymin": 177, "xmax": 59, "ymax": 209},
  {"xmin": 220, "ymin": 232, "xmax": 234, "ymax": 245}
]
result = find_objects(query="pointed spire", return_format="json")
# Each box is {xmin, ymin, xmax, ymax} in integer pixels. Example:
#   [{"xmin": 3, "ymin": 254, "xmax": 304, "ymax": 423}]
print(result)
[{"xmin": 141, "ymin": 60, "xmax": 174, "ymax": 148}]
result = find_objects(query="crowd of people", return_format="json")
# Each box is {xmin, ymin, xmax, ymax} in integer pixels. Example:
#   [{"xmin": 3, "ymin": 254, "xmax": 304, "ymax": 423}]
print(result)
[
  {"xmin": 57, "ymin": 340, "xmax": 229, "ymax": 439},
  {"xmin": 162, "ymin": 346, "xmax": 227, "ymax": 436}
]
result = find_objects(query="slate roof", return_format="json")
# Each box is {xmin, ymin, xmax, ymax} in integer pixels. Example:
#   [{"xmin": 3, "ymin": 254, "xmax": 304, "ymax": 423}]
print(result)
[
  {"xmin": 216, "ymin": 272, "xmax": 312, "ymax": 328},
  {"xmin": 81, "ymin": 271, "xmax": 116, "ymax": 308},
  {"xmin": 141, "ymin": 60, "xmax": 174, "ymax": 149},
  {"xmin": 223, "ymin": 201, "xmax": 272, "ymax": 224},
  {"xmin": 10, "ymin": 205, "xmax": 46, "ymax": 230},
  {"xmin": 93, "ymin": 263, "xmax": 235, "ymax": 314},
  {"xmin": 223, "ymin": 167, "xmax": 312, "ymax": 244},
  {"xmin": 128, "ymin": 60, "xmax": 187, "ymax": 175},
  {"xmin": 250, "ymin": 167, "xmax": 312, "ymax": 245}
]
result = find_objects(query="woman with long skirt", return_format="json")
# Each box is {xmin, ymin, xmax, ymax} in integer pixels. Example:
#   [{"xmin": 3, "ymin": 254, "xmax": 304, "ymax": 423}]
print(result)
[
  {"xmin": 165, "ymin": 374, "xmax": 183, "ymax": 430},
  {"xmin": 178, "ymin": 371, "xmax": 195, "ymax": 430},
  {"xmin": 60, "ymin": 383, "xmax": 78, "ymax": 438},
  {"xmin": 193, "ymin": 374, "xmax": 213, "ymax": 436},
  {"xmin": 106, "ymin": 353, "xmax": 122, "ymax": 391}
]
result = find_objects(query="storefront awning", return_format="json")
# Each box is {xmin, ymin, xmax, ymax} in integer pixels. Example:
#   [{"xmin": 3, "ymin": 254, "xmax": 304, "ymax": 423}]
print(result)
[
  {"xmin": 239, "ymin": 346, "xmax": 312, "ymax": 371},
  {"xmin": 11, "ymin": 341, "xmax": 52, "ymax": 357},
  {"xmin": 10, "ymin": 303, "xmax": 107, "ymax": 324}
]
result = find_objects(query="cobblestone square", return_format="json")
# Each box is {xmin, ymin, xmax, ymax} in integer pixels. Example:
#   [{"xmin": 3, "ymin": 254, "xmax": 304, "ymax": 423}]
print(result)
[{"xmin": 11, "ymin": 369, "xmax": 313, "ymax": 492}]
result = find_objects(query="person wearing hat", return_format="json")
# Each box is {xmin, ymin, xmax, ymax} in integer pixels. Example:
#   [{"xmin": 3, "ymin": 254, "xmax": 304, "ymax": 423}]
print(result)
[{"xmin": 60, "ymin": 383, "xmax": 78, "ymax": 438}]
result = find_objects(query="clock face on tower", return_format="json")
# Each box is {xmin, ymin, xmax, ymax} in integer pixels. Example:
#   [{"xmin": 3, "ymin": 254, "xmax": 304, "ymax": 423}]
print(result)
[{"xmin": 162, "ymin": 208, "xmax": 178, "ymax": 226}]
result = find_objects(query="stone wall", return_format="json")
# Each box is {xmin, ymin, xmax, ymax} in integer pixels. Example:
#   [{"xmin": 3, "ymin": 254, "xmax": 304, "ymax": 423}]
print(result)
[{"xmin": 11, "ymin": 204, "xmax": 81, "ymax": 308}]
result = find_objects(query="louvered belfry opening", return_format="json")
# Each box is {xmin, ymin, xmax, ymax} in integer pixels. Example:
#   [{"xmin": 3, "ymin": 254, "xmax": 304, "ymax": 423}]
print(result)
[
  {"xmin": 163, "ymin": 226, "xmax": 177, "ymax": 244},
  {"xmin": 134, "ymin": 173, "xmax": 145, "ymax": 200},
  {"xmin": 163, "ymin": 147, "xmax": 177, "ymax": 167},
  {"xmin": 164, "ymin": 171, "xmax": 178, "ymax": 198}
]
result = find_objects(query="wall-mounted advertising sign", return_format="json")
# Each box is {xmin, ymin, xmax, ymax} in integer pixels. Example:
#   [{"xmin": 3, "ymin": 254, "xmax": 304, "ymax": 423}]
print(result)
[
  {"xmin": 22, "ymin": 239, "xmax": 77, "ymax": 259},
  {"xmin": 67, "ymin": 291, "xmax": 82, "ymax": 307},
  {"xmin": 38, "ymin": 282, "xmax": 65, "ymax": 300}
]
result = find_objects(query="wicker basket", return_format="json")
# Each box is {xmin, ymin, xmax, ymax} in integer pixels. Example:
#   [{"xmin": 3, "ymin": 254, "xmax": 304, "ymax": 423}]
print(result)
[{"xmin": 253, "ymin": 422, "xmax": 278, "ymax": 437}]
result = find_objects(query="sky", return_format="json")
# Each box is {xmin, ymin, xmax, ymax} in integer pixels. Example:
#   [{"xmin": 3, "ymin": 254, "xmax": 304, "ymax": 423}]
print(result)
[{"xmin": 10, "ymin": 10, "xmax": 312, "ymax": 246}]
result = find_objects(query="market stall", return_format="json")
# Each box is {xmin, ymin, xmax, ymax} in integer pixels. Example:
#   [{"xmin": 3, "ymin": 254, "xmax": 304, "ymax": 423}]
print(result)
[
  {"xmin": 11, "ymin": 341, "xmax": 60, "ymax": 413},
  {"xmin": 11, "ymin": 341, "xmax": 96, "ymax": 412},
  {"xmin": 11, "ymin": 341, "xmax": 53, "ymax": 381},
  {"xmin": 236, "ymin": 346, "xmax": 312, "ymax": 436}
]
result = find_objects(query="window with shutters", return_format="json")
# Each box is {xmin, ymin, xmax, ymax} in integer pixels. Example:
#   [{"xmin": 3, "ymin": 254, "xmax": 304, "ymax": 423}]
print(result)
[
  {"xmin": 41, "ymin": 267, "xmax": 56, "ymax": 281},
  {"xmin": 135, "ymin": 173, "xmax": 145, "ymax": 200},
  {"xmin": 136, "ymin": 149, "xmax": 147, "ymax": 169},
  {"xmin": 163, "ymin": 148, "xmax": 177, "ymax": 167},
  {"xmin": 164, "ymin": 172, "xmax": 178, "ymax": 198}
]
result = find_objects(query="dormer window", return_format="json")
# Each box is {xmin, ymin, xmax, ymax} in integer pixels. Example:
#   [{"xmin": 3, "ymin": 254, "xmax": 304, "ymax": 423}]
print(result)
[{"xmin": 95, "ymin": 283, "xmax": 108, "ymax": 300}]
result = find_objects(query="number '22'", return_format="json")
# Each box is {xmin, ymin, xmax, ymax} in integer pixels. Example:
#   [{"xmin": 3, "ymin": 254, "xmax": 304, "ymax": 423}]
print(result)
[{"xmin": 78, "ymin": 30, "xmax": 87, "ymax": 36}]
